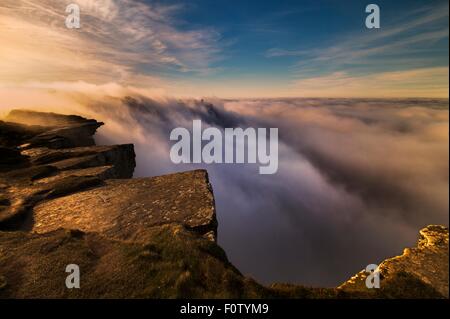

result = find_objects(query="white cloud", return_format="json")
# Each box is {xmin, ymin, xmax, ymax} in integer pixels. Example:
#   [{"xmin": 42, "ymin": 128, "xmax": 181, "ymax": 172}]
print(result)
[
  {"xmin": 0, "ymin": 0, "xmax": 223, "ymax": 86},
  {"xmin": 292, "ymin": 67, "xmax": 449, "ymax": 98}
]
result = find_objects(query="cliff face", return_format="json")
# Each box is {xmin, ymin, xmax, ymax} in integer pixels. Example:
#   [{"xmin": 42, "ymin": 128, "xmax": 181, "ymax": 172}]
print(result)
[
  {"xmin": 0, "ymin": 110, "xmax": 448, "ymax": 299},
  {"xmin": 0, "ymin": 111, "xmax": 136, "ymax": 230},
  {"xmin": 0, "ymin": 110, "xmax": 245, "ymax": 298},
  {"xmin": 339, "ymin": 225, "xmax": 449, "ymax": 298}
]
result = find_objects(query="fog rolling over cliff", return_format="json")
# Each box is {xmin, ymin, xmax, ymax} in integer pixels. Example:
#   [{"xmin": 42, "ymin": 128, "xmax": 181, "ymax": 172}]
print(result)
[{"xmin": 16, "ymin": 96, "xmax": 449, "ymax": 287}]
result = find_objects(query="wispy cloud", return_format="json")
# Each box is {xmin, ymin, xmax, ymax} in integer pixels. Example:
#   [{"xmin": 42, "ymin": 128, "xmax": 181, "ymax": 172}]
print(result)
[
  {"xmin": 292, "ymin": 67, "xmax": 449, "ymax": 98},
  {"xmin": 0, "ymin": 1, "xmax": 448, "ymax": 98},
  {"xmin": 266, "ymin": 2, "xmax": 449, "ymax": 90},
  {"xmin": 0, "ymin": 0, "xmax": 222, "ymax": 87}
]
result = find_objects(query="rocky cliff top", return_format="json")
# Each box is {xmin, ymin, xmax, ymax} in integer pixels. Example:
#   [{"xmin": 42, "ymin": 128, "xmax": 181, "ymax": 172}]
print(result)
[
  {"xmin": 339, "ymin": 225, "xmax": 449, "ymax": 298},
  {"xmin": 0, "ymin": 110, "xmax": 448, "ymax": 298}
]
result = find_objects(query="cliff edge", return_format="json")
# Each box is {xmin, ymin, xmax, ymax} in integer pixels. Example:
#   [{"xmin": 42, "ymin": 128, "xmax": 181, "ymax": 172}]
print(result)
[
  {"xmin": 339, "ymin": 225, "xmax": 448, "ymax": 298},
  {"xmin": 0, "ymin": 110, "xmax": 447, "ymax": 298}
]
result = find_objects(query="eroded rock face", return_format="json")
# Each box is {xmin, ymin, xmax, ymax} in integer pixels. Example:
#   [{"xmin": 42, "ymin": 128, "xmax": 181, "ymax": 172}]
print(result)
[
  {"xmin": 0, "ymin": 111, "xmax": 136, "ymax": 229},
  {"xmin": 5, "ymin": 110, "xmax": 103, "ymax": 148},
  {"xmin": 0, "ymin": 110, "xmax": 228, "ymax": 298},
  {"xmin": 0, "ymin": 110, "xmax": 216, "ymax": 241},
  {"xmin": 339, "ymin": 225, "xmax": 449, "ymax": 298}
]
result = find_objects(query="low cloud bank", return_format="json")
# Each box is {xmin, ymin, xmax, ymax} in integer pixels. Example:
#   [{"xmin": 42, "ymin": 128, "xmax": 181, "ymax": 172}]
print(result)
[{"xmin": 3, "ymin": 93, "xmax": 448, "ymax": 286}]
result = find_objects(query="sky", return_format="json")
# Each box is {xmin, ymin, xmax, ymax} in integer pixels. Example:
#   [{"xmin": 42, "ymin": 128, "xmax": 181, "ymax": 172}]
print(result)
[{"xmin": 0, "ymin": 0, "xmax": 448, "ymax": 100}]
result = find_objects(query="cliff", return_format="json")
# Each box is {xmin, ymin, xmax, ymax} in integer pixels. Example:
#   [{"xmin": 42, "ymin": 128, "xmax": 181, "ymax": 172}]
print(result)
[
  {"xmin": 0, "ymin": 110, "xmax": 448, "ymax": 298},
  {"xmin": 339, "ymin": 225, "xmax": 448, "ymax": 298}
]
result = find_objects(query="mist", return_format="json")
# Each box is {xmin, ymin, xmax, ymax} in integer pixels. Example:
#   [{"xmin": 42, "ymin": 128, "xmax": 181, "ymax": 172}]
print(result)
[{"xmin": 3, "ymin": 95, "xmax": 448, "ymax": 287}]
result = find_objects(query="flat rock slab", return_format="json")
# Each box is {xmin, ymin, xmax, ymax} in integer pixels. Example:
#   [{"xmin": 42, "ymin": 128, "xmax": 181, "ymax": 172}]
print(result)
[{"xmin": 32, "ymin": 170, "xmax": 217, "ymax": 242}]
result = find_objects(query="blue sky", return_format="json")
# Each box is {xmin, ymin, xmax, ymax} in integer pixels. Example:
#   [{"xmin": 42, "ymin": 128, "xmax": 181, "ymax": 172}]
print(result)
[
  {"xmin": 1, "ymin": 0, "xmax": 448, "ymax": 98},
  {"xmin": 144, "ymin": 0, "xmax": 449, "ymax": 97}
]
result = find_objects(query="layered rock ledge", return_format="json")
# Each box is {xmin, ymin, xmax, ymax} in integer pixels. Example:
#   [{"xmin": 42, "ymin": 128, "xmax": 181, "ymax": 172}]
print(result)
[{"xmin": 0, "ymin": 110, "xmax": 448, "ymax": 298}]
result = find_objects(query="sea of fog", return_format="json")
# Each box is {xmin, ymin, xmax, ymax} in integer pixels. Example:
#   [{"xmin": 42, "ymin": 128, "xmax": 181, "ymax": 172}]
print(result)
[{"xmin": 28, "ymin": 97, "xmax": 450, "ymax": 287}]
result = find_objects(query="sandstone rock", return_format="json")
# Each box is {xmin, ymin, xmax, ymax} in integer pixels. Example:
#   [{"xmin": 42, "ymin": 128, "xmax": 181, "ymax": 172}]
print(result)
[
  {"xmin": 5, "ymin": 110, "xmax": 100, "ymax": 127},
  {"xmin": 31, "ymin": 170, "xmax": 218, "ymax": 241},
  {"xmin": 0, "ymin": 110, "xmax": 135, "ymax": 230},
  {"xmin": 0, "ymin": 146, "xmax": 28, "ymax": 171},
  {"xmin": 5, "ymin": 110, "xmax": 104, "ymax": 148},
  {"xmin": 22, "ymin": 145, "xmax": 136, "ymax": 178},
  {"xmin": 339, "ymin": 225, "xmax": 449, "ymax": 298},
  {"xmin": 0, "ymin": 120, "xmax": 46, "ymax": 148}
]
